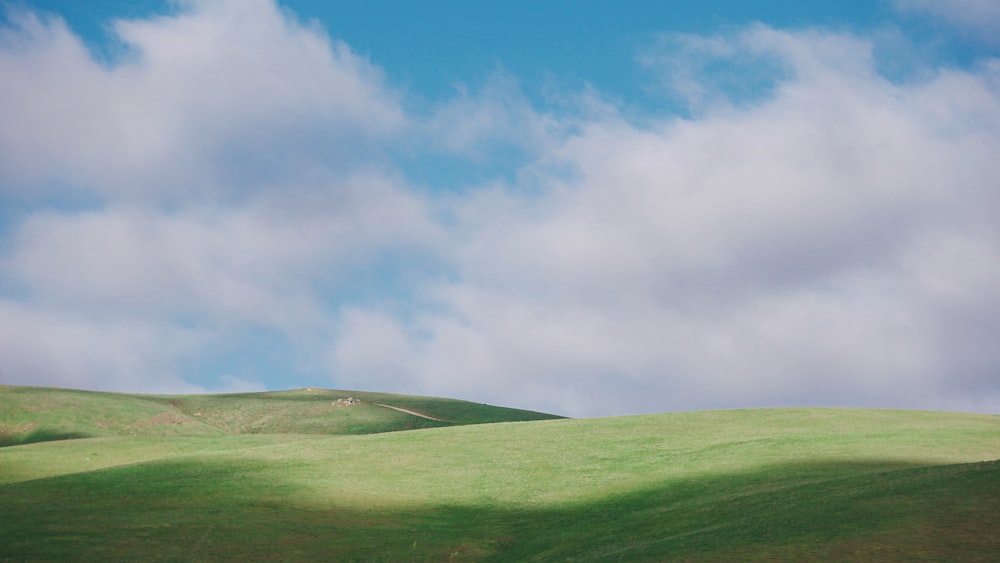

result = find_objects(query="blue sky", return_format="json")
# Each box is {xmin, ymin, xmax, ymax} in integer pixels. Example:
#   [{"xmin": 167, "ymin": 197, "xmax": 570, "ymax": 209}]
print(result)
[{"xmin": 1, "ymin": 0, "xmax": 999, "ymax": 416}]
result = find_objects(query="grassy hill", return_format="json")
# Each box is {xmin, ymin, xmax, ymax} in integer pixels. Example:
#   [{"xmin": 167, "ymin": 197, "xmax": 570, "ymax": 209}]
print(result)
[
  {"xmin": 0, "ymin": 387, "xmax": 997, "ymax": 561},
  {"xmin": 0, "ymin": 385, "xmax": 562, "ymax": 446}
]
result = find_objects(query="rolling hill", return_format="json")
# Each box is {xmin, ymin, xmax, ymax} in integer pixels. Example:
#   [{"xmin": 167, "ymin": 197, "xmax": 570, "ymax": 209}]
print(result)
[
  {"xmin": 0, "ymin": 385, "xmax": 562, "ymax": 446},
  {"xmin": 0, "ymin": 385, "xmax": 997, "ymax": 561}
]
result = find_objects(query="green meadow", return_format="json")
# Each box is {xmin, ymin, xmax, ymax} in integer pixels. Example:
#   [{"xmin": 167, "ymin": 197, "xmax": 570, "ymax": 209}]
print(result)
[{"xmin": 1, "ymin": 386, "xmax": 997, "ymax": 561}]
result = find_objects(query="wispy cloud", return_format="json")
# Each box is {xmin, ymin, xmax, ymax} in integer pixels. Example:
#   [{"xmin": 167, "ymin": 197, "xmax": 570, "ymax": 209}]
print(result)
[{"xmin": 895, "ymin": 0, "xmax": 1000, "ymax": 44}]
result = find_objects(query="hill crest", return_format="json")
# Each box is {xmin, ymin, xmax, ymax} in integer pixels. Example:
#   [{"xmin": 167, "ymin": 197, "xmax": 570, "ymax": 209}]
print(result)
[{"xmin": 0, "ymin": 385, "xmax": 563, "ymax": 446}]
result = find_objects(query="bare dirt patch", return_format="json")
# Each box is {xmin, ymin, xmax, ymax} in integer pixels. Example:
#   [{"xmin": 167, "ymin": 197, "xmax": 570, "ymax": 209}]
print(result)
[
  {"xmin": 0, "ymin": 423, "xmax": 36, "ymax": 436},
  {"xmin": 371, "ymin": 403, "xmax": 453, "ymax": 423},
  {"xmin": 128, "ymin": 412, "xmax": 198, "ymax": 429}
]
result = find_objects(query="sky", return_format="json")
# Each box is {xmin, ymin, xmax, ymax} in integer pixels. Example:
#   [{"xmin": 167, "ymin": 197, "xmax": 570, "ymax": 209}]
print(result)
[{"xmin": 1, "ymin": 0, "xmax": 999, "ymax": 418}]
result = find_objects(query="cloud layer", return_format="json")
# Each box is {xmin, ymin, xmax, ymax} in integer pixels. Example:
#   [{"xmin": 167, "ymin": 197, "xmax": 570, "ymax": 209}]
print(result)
[
  {"xmin": 2, "ymin": 1, "xmax": 998, "ymax": 416},
  {"xmin": 333, "ymin": 27, "xmax": 1000, "ymax": 415}
]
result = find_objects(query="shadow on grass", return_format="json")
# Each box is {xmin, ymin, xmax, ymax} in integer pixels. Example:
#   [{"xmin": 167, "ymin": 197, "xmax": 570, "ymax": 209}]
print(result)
[
  {"xmin": 0, "ymin": 429, "xmax": 92, "ymax": 448},
  {"xmin": 0, "ymin": 457, "xmax": 996, "ymax": 561}
]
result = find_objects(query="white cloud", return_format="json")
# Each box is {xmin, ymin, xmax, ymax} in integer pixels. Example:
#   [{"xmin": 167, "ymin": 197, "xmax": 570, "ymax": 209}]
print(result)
[
  {"xmin": 642, "ymin": 26, "xmax": 881, "ymax": 114},
  {"xmin": 0, "ymin": 0, "xmax": 403, "ymax": 201},
  {"xmin": 0, "ymin": 1, "xmax": 434, "ymax": 394},
  {"xmin": 0, "ymin": 299, "xmax": 207, "ymax": 393},
  {"xmin": 332, "ymin": 27, "xmax": 1000, "ymax": 417},
  {"xmin": 215, "ymin": 375, "xmax": 268, "ymax": 394},
  {"xmin": 2, "ymin": 2, "xmax": 998, "ymax": 417},
  {"xmin": 3, "ymin": 174, "xmax": 437, "ymax": 329},
  {"xmin": 0, "ymin": 169, "xmax": 441, "ymax": 392},
  {"xmin": 330, "ymin": 308, "xmax": 420, "ymax": 392},
  {"xmin": 423, "ymin": 71, "xmax": 561, "ymax": 157}
]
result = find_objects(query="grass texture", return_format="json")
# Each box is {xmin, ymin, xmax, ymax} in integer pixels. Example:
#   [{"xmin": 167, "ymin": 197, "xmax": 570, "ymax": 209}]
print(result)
[
  {"xmin": 0, "ymin": 387, "xmax": 997, "ymax": 561},
  {"xmin": 0, "ymin": 385, "xmax": 561, "ymax": 446}
]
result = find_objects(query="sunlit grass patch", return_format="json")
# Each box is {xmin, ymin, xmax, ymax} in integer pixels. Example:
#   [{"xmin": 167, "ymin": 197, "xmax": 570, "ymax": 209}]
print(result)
[{"xmin": 0, "ymin": 392, "xmax": 997, "ymax": 560}]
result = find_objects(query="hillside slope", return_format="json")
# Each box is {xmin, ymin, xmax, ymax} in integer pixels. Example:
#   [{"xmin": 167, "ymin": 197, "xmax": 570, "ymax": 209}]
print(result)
[
  {"xmin": 0, "ymin": 407, "xmax": 997, "ymax": 560},
  {"xmin": 0, "ymin": 385, "xmax": 562, "ymax": 446}
]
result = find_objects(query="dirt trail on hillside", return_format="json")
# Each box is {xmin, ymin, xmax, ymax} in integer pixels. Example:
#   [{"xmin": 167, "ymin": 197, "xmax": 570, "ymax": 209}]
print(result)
[{"xmin": 371, "ymin": 403, "xmax": 453, "ymax": 423}]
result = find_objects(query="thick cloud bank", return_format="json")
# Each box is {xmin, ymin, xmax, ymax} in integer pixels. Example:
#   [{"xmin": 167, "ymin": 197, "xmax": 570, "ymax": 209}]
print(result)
[{"xmin": 2, "ymin": 1, "xmax": 998, "ymax": 416}]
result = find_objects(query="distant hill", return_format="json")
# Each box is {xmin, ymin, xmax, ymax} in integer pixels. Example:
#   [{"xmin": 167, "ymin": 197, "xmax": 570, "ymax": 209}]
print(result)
[{"xmin": 0, "ymin": 385, "xmax": 563, "ymax": 446}]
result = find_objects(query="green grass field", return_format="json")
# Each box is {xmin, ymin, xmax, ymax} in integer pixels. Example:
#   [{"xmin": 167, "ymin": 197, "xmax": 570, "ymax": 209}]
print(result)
[
  {"xmin": 0, "ymin": 385, "xmax": 561, "ymax": 446},
  {"xmin": 1, "ymin": 386, "xmax": 997, "ymax": 561}
]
